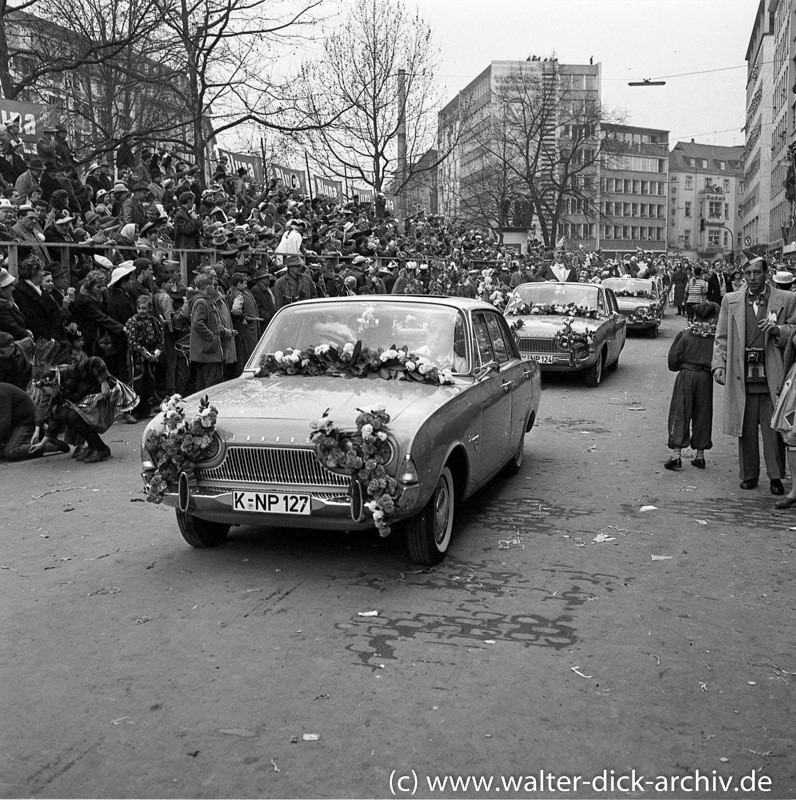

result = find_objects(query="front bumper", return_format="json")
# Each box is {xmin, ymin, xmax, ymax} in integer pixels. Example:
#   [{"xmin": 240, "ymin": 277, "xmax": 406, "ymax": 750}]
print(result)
[{"xmin": 141, "ymin": 471, "xmax": 421, "ymax": 531}]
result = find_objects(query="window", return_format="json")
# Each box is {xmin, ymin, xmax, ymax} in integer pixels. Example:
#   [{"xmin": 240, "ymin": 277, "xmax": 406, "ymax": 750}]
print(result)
[
  {"xmin": 685, "ymin": 201, "xmax": 692, "ymax": 217},
  {"xmin": 709, "ymin": 201, "xmax": 722, "ymax": 218},
  {"xmin": 723, "ymin": 179, "xmax": 730, "ymax": 192},
  {"xmin": 724, "ymin": 203, "xmax": 729, "ymax": 219},
  {"xmin": 684, "ymin": 230, "xmax": 691, "ymax": 247},
  {"xmin": 685, "ymin": 176, "xmax": 693, "ymax": 190}
]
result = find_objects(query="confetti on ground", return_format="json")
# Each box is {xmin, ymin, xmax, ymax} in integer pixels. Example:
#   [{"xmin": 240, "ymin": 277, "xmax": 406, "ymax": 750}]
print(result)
[
  {"xmin": 302, "ymin": 733, "xmax": 320, "ymax": 741},
  {"xmin": 695, "ymin": 519, "xmax": 708, "ymax": 525},
  {"xmin": 640, "ymin": 505, "xmax": 658, "ymax": 512},
  {"xmin": 219, "ymin": 728, "xmax": 257, "ymax": 737},
  {"xmin": 358, "ymin": 610, "xmax": 378, "ymax": 617},
  {"xmin": 651, "ymin": 555, "xmax": 673, "ymax": 561},
  {"xmin": 592, "ymin": 533, "xmax": 616, "ymax": 543},
  {"xmin": 571, "ymin": 666, "xmax": 593, "ymax": 679}
]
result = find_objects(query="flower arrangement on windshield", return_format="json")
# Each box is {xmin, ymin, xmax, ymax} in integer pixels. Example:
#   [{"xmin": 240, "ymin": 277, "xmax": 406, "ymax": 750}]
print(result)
[
  {"xmin": 506, "ymin": 302, "xmax": 599, "ymax": 319},
  {"xmin": 256, "ymin": 341, "xmax": 454, "ymax": 385},
  {"xmin": 144, "ymin": 394, "xmax": 218, "ymax": 504},
  {"xmin": 554, "ymin": 318, "xmax": 595, "ymax": 353},
  {"xmin": 310, "ymin": 406, "xmax": 401, "ymax": 537},
  {"xmin": 612, "ymin": 289, "xmax": 653, "ymax": 299}
]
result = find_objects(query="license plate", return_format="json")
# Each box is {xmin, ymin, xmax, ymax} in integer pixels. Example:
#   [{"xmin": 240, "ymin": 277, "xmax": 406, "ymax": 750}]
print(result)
[
  {"xmin": 533, "ymin": 355, "xmax": 555, "ymax": 364},
  {"xmin": 232, "ymin": 491, "xmax": 311, "ymax": 515}
]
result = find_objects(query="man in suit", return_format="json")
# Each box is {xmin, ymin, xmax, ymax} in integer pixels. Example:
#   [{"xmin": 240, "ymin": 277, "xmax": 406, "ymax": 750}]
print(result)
[
  {"xmin": 713, "ymin": 256, "xmax": 796, "ymax": 493},
  {"xmin": 538, "ymin": 241, "xmax": 578, "ymax": 282},
  {"xmin": 706, "ymin": 263, "xmax": 734, "ymax": 305}
]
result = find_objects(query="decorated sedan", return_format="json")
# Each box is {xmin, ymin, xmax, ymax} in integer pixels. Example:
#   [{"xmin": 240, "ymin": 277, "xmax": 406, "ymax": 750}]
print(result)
[
  {"xmin": 602, "ymin": 277, "xmax": 664, "ymax": 336},
  {"xmin": 140, "ymin": 296, "xmax": 541, "ymax": 564},
  {"xmin": 504, "ymin": 281, "xmax": 626, "ymax": 386}
]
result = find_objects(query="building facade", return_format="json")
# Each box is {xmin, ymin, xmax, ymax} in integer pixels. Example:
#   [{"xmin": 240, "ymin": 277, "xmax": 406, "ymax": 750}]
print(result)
[
  {"xmin": 742, "ymin": 0, "xmax": 774, "ymax": 253},
  {"xmin": 668, "ymin": 141, "xmax": 744, "ymax": 262},
  {"xmin": 437, "ymin": 59, "xmax": 601, "ymax": 249},
  {"xmin": 596, "ymin": 124, "xmax": 669, "ymax": 259}
]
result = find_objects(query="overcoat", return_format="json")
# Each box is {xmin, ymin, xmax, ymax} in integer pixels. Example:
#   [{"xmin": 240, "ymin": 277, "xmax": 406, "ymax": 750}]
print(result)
[{"xmin": 712, "ymin": 286, "xmax": 796, "ymax": 436}]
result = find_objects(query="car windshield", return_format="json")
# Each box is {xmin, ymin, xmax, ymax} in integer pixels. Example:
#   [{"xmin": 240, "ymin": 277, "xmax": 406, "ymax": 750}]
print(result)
[
  {"xmin": 602, "ymin": 278, "xmax": 657, "ymax": 298},
  {"xmin": 506, "ymin": 283, "xmax": 601, "ymax": 312},
  {"xmin": 247, "ymin": 300, "xmax": 470, "ymax": 373}
]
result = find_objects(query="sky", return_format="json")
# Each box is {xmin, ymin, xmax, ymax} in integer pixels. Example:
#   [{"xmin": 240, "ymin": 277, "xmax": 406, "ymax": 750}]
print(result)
[{"xmin": 413, "ymin": 0, "xmax": 757, "ymax": 149}]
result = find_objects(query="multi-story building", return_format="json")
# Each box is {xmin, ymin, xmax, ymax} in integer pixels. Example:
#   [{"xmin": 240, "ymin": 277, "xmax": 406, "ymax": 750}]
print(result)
[
  {"xmin": 742, "ymin": 0, "xmax": 774, "ymax": 252},
  {"xmin": 437, "ymin": 59, "xmax": 601, "ymax": 251},
  {"xmin": 767, "ymin": 0, "xmax": 792, "ymax": 256},
  {"xmin": 596, "ymin": 124, "xmax": 669, "ymax": 259},
  {"xmin": 668, "ymin": 141, "xmax": 744, "ymax": 261}
]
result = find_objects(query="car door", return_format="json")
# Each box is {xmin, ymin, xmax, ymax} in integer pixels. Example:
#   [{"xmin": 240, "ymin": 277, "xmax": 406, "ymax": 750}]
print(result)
[
  {"xmin": 603, "ymin": 288, "xmax": 626, "ymax": 362},
  {"xmin": 472, "ymin": 310, "xmax": 522, "ymax": 479}
]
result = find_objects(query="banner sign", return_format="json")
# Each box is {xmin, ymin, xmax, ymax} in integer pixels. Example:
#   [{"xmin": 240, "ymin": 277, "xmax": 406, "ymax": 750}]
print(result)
[
  {"xmin": 0, "ymin": 99, "xmax": 58, "ymax": 143},
  {"xmin": 314, "ymin": 175, "xmax": 343, "ymax": 200},
  {"xmin": 217, "ymin": 149, "xmax": 263, "ymax": 184},
  {"xmin": 352, "ymin": 186, "xmax": 374, "ymax": 203},
  {"xmin": 272, "ymin": 163, "xmax": 307, "ymax": 193}
]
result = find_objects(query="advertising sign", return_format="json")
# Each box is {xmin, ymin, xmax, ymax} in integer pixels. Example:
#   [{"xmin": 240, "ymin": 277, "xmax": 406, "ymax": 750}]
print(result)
[
  {"xmin": 272, "ymin": 163, "xmax": 307, "ymax": 193},
  {"xmin": 217, "ymin": 149, "xmax": 263, "ymax": 184},
  {"xmin": 0, "ymin": 99, "xmax": 58, "ymax": 144},
  {"xmin": 313, "ymin": 175, "xmax": 343, "ymax": 200}
]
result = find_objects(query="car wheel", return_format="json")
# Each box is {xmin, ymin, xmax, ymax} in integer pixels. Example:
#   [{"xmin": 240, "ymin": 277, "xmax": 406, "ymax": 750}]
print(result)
[
  {"xmin": 584, "ymin": 349, "xmax": 603, "ymax": 387},
  {"xmin": 607, "ymin": 350, "xmax": 620, "ymax": 372},
  {"xmin": 176, "ymin": 510, "xmax": 230, "ymax": 548},
  {"xmin": 504, "ymin": 428, "xmax": 526, "ymax": 476},
  {"xmin": 405, "ymin": 466, "xmax": 455, "ymax": 565}
]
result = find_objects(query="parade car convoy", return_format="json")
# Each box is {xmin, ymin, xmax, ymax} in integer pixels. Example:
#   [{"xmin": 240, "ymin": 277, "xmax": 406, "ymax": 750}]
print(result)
[{"xmin": 141, "ymin": 283, "xmax": 655, "ymax": 563}]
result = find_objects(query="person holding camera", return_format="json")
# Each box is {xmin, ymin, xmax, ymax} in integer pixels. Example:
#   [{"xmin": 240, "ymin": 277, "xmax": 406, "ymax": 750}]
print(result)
[{"xmin": 712, "ymin": 256, "xmax": 796, "ymax": 493}]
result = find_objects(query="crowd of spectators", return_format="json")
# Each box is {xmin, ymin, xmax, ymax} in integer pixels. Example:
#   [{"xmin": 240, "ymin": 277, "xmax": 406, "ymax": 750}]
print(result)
[{"xmin": 0, "ymin": 115, "xmax": 785, "ymax": 462}]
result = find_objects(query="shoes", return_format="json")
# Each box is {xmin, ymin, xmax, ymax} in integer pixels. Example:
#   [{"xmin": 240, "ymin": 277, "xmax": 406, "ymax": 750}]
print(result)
[
  {"xmin": 122, "ymin": 412, "xmax": 138, "ymax": 424},
  {"xmin": 740, "ymin": 479, "xmax": 759, "ymax": 490},
  {"xmin": 83, "ymin": 448, "xmax": 111, "ymax": 463},
  {"xmin": 29, "ymin": 437, "xmax": 69, "ymax": 456},
  {"xmin": 691, "ymin": 457, "xmax": 706, "ymax": 469},
  {"xmin": 664, "ymin": 456, "xmax": 682, "ymax": 470},
  {"xmin": 770, "ymin": 479, "xmax": 785, "ymax": 496},
  {"xmin": 73, "ymin": 446, "xmax": 92, "ymax": 461},
  {"xmin": 775, "ymin": 495, "xmax": 796, "ymax": 509}
]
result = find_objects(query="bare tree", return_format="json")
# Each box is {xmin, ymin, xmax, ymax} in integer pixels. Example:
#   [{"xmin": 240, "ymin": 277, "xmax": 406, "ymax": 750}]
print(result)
[{"xmin": 296, "ymin": 0, "xmax": 452, "ymax": 201}]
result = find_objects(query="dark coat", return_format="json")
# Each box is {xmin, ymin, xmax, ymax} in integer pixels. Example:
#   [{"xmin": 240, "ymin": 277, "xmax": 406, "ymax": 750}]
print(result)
[
  {"xmin": 538, "ymin": 263, "xmax": 579, "ymax": 282},
  {"xmin": 173, "ymin": 205, "xmax": 202, "ymax": 250},
  {"xmin": 13, "ymin": 280, "xmax": 60, "ymax": 341},
  {"xmin": 0, "ymin": 298, "xmax": 32, "ymax": 340},
  {"xmin": 706, "ymin": 272, "xmax": 733, "ymax": 305},
  {"xmin": 71, "ymin": 289, "xmax": 125, "ymax": 357}
]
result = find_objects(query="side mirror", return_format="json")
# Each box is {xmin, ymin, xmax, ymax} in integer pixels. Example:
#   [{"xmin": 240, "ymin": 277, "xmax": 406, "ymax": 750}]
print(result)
[{"xmin": 474, "ymin": 361, "xmax": 499, "ymax": 381}]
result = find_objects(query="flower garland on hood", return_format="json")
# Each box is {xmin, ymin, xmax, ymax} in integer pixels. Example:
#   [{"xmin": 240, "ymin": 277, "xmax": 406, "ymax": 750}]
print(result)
[{"xmin": 553, "ymin": 318, "xmax": 596, "ymax": 353}]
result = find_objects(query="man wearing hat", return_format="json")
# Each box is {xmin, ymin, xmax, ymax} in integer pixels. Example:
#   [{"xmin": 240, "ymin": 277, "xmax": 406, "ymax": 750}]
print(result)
[
  {"xmin": 122, "ymin": 181, "xmax": 149, "ymax": 227},
  {"xmin": 713, "ymin": 255, "xmax": 796, "ymax": 494},
  {"xmin": 0, "ymin": 267, "xmax": 34, "ymax": 340},
  {"xmin": 36, "ymin": 125, "xmax": 58, "ymax": 167},
  {"xmin": 14, "ymin": 158, "xmax": 44, "ymax": 203},
  {"xmin": 273, "ymin": 254, "xmax": 316, "ymax": 309},
  {"xmin": 86, "ymin": 158, "xmax": 112, "ymax": 199},
  {"xmin": 174, "ymin": 190, "xmax": 202, "ymax": 272},
  {"xmin": 250, "ymin": 266, "xmax": 277, "ymax": 329},
  {"xmin": 274, "ymin": 218, "xmax": 305, "ymax": 266}
]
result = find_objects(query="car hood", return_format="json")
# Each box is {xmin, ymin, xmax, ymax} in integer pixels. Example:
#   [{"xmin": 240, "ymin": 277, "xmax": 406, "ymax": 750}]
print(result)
[
  {"xmin": 158, "ymin": 375, "xmax": 463, "ymax": 442},
  {"xmin": 512, "ymin": 315, "xmax": 600, "ymax": 336}
]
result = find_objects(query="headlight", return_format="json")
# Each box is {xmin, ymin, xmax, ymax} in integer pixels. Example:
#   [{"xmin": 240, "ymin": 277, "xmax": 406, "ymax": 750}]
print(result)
[{"xmin": 200, "ymin": 434, "xmax": 221, "ymax": 461}]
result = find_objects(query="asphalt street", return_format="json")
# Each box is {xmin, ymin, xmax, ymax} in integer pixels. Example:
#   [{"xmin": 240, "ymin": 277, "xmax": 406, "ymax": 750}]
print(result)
[{"xmin": 1, "ymin": 310, "xmax": 795, "ymax": 799}]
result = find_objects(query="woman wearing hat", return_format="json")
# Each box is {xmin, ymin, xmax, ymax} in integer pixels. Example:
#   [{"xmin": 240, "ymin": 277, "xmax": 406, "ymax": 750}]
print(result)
[
  {"xmin": 13, "ymin": 256, "xmax": 60, "ymax": 341},
  {"xmin": 71, "ymin": 268, "xmax": 125, "ymax": 369}
]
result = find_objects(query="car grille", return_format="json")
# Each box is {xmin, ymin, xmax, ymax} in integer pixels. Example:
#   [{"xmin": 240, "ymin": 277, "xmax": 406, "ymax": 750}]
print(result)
[
  {"xmin": 198, "ymin": 446, "xmax": 350, "ymax": 488},
  {"xmin": 518, "ymin": 338, "xmax": 561, "ymax": 354}
]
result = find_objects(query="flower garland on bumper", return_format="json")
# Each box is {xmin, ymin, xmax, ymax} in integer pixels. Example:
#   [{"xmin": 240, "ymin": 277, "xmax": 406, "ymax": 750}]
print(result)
[
  {"xmin": 144, "ymin": 394, "xmax": 219, "ymax": 503},
  {"xmin": 309, "ymin": 406, "xmax": 400, "ymax": 537}
]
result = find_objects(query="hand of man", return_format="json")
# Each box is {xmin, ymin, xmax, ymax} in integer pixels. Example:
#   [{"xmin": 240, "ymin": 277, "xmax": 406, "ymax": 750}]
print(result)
[{"xmin": 713, "ymin": 368, "xmax": 726, "ymax": 386}]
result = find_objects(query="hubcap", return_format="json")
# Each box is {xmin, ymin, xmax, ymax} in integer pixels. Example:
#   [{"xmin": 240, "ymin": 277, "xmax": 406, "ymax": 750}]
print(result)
[{"xmin": 433, "ymin": 479, "xmax": 451, "ymax": 545}]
